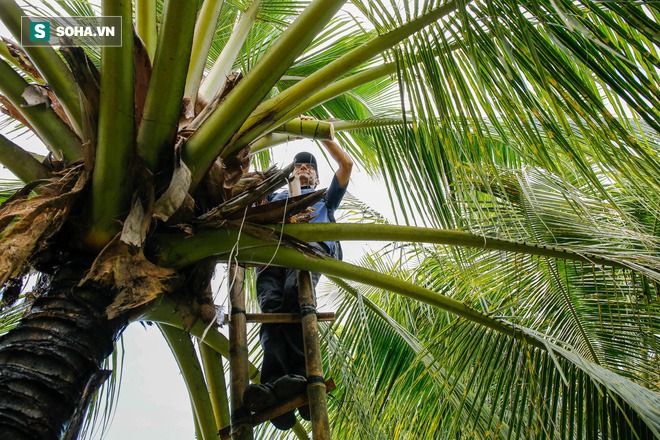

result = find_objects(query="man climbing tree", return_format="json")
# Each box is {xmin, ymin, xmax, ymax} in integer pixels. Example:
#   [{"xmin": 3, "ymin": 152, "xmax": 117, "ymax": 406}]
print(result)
[{"xmin": 243, "ymin": 135, "xmax": 353, "ymax": 430}]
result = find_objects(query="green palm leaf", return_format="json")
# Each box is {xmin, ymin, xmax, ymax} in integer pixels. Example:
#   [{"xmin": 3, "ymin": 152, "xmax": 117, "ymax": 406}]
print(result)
[{"xmin": 325, "ymin": 245, "xmax": 659, "ymax": 439}]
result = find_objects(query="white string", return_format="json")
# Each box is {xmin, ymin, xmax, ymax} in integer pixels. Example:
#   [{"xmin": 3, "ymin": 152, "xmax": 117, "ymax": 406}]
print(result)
[
  {"xmin": 261, "ymin": 185, "xmax": 290, "ymax": 269},
  {"xmin": 201, "ymin": 205, "xmax": 250, "ymax": 343}
]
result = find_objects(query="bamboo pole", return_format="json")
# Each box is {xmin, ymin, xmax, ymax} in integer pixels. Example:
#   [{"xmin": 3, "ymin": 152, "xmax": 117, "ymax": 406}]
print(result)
[
  {"xmin": 218, "ymin": 379, "xmax": 336, "ymax": 439},
  {"xmin": 259, "ymin": 378, "xmax": 335, "ymax": 430},
  {"xmin": 298, "ymin": 271, "xmax": 331, "ymax": 438},
  {"xmin": 228, "ymin": 264, "xmax": 253, "ymax": 440},
  {"xmin": 289, "ymin": 177, "xmax": 331, "ymax": 440},
  {"xmin": 222, "ymin": 312, "xmax": 335, "ymax": 325}
]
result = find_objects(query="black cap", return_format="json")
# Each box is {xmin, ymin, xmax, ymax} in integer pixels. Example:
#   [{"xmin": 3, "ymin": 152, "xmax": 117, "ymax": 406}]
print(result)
[{"xmin": 293, "ymin": 152, "xmax": 318, "ymax": 174}]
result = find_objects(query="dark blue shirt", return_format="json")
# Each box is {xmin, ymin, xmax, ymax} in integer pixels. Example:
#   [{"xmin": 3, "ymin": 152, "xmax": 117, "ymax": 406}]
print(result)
[{"xmin": 266, "ymin": 174, "xmax": 347, "ymax": 253}]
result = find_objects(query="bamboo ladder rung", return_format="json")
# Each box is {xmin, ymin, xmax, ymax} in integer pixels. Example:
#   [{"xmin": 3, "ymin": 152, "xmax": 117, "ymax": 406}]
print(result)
[
  {"xmin": 219, "ymin": 379, "xmax": 337, "ymax": 439},
  {"xmin": 223, "ymin": 312, "xmax": 336, "ymax": 325}
]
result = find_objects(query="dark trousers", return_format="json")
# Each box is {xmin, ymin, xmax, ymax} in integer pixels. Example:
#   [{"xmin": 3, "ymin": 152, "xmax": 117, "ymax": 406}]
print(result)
[{"xmin": 256, "ymin": 264, "xmax": 322, "ymax": 385}]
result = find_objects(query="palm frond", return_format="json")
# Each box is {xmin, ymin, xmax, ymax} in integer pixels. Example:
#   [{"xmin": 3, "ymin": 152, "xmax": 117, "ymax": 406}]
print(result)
[
  {"xmin": 371, "ymin": 0, "xmax": 660, "ymax": 231},
  {"xmin": 324, "ymin": 244, "xmax": 659, "ymax": 439}
]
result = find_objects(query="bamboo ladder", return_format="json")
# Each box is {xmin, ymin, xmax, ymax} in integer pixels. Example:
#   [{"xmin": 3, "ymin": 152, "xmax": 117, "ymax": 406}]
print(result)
[{"xmin": 221, "ymin": 177, "xmax": 333, "ymax": 439}]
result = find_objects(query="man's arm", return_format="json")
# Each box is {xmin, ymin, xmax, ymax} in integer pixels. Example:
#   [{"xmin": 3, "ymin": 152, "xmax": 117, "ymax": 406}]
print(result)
[{"xmin": 321, "ymin": 138, "xmax": 353, "ymax": 188}]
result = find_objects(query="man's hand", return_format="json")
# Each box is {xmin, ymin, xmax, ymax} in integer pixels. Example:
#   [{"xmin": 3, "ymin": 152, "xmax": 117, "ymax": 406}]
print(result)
[
  {"xmin": 320, "ymin": 137, "xmax": 352, "ymax": 188},
  {"xmin": 297, "ymin": 115, "xmax": 353, "ymax": 187}
]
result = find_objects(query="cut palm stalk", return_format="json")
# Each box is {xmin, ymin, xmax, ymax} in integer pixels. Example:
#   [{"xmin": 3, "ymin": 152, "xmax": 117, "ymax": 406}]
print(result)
[
  {"xmin": 136, "ymin": 0, "xmax": 198, "ymax": 174},
  {"xmin": 0, "ymin": 58, "xmax": 82, "ymax": 162},
  {"xmin": 276, "ymin": 118, "xmax": 333, "ymax": 139},
  {"xmin": 250, "ymin": 120, "xmax": 333, "ymax": 152},
  {"xmin": 250, "ymin": 117, "xmax": 404, "ymax": 153}
]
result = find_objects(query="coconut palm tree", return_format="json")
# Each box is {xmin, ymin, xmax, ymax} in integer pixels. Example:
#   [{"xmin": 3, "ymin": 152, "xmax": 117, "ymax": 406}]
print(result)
[{"xmin": 0, "ymin": 0, "xmax": 659, "ymax": 439}]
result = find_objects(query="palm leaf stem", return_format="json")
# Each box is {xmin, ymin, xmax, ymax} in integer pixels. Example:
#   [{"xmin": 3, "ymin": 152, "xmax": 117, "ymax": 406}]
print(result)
[
  {"xmin": 136, "ymin": 0, "xmax": 157, "ymax": 60},
  {"xmin": 150, "ymin": 229, "xmax": 587, "ymax": 353},
  {"xmin": 154, "ymin": 224, "xmax": 625, "ymax": 269},
  {"xmin": 0, "ymin": 58, "xmax": 82, "ymax": 161},
  {"xmin": 136, "ymin": 0, "xmax": 198, "ymax": 174},
  {"xmin": 281, "ymin": 223, "xmax": 628, "ymax": 268},
  {"xmin": 544, "ymin": 259, "xmax": 601, "ymax": 364},
  {"xmin": 183, "ymin": 0, "xmax": 348, "ymax": 187},
  {"xmin": 141, "ymin": 295, "xmax": 261, "ymax": 380},
  {"xmin": 284, "ymin": 62, "xmax": 397, "ymax": 121},
  {"xmin": 87, "ymin": 0, "xmax": 134, "ymax": 249},
  {"xmin": 0, "ymin": 133, "xmax": 50, "ymax": 182},
  {"xmin": 158, "ymin": 324, "xmax": 219, "ymax": 440},
  {"xmin": 198, "ymin": 0, "xmax": 262, "ymax": 101},
  {"xmin": 192, "ymin": 414, "xmax": 202, "ymax": 440},
  {"xmin": 183, "ymin": 0, "xmax": 226, "ymax": 111},
  {"xmin": 199, "ymin": 342, "xmax": 231, "ymax": 431},
  {"xmin": 0, "ymin": 0, "xmax": 83, "ymax": 136},
  {"xmin": 159, "ymin": 231, "xmax": 654, "ymax": 437},
  {"xmin": 226, "ymin": 0, "xmax": 461, "ymax": 155}
]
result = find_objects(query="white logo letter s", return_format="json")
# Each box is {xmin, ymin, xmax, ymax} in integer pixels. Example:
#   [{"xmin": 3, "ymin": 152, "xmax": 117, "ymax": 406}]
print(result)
[{"xmin": 34, "ymin": 24, "xmax": 46, "ymax": 39}]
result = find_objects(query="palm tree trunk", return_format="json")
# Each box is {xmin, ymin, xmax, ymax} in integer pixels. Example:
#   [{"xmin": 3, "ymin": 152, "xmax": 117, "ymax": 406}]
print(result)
[{"xmin": 0, "ymin": 262, "xmax": 127, "ymax": 440}]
